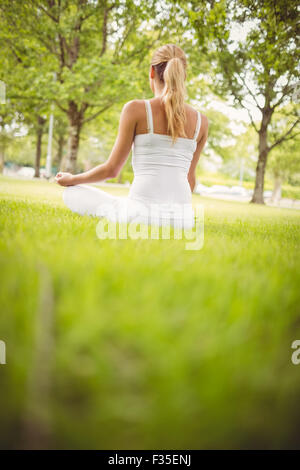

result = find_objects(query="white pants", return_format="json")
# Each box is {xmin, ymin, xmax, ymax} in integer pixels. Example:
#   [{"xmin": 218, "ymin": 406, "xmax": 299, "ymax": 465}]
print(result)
[
  {"xmin": 63, "ymin": 184, "xmax": 118, "ymax": 217},
  {"xmin": 63, "ymin": 184, "xmax": 195, "ymax": 228}
]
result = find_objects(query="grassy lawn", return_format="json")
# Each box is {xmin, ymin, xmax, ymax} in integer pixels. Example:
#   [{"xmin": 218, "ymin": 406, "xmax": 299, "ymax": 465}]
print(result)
[{"xmin": 0, "ymin": 175, "xmax": 300, "ymax": 449}]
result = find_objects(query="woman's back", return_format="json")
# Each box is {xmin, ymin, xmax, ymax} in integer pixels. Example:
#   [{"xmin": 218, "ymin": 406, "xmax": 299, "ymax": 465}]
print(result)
[
  {"xmin": 57, "ymin": 44, "xmax": 209, "ymax": 229},
  {"xmin": 128, "ymin": 99, "xmax": 201, "ymax": 205},
  {"xmin": 134, "ymin": 98, "xmax": 201, "ymax": 140}
]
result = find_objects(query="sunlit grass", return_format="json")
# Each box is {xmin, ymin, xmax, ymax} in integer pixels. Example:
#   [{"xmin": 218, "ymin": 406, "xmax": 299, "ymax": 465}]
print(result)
[{"xmin": 0, "ymin": 175, "xmax": 300, "ymax": 449}]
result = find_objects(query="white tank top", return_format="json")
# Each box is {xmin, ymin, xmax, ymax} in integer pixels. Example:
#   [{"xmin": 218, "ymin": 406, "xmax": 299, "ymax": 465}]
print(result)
[{"xmin": 126, "ymin": 100, "xmax": 201, "ymax": 228}]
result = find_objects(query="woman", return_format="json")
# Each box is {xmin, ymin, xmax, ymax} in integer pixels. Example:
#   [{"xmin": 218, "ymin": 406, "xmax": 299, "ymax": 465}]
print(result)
[{"xmin": 55, "ymin": 44, "xmax": 209, "ymax": 229}]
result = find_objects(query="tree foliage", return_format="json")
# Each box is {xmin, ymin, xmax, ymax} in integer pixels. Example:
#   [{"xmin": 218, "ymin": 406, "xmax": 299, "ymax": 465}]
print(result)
[{"xmin": 187, "ymin": 0, "xmax": 300, "ymax": 203}]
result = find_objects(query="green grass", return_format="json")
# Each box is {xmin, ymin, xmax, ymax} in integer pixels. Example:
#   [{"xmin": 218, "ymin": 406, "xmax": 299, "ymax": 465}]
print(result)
[{"xmin": 0, "ymin": 175, "xmax": 300, "ymax": 449}]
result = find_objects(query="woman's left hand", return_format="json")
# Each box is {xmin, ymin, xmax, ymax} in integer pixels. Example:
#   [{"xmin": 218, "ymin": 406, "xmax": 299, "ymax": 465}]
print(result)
[{"xmin": 55, "ymin": 172, "xmax": 75, "ymax": 186}]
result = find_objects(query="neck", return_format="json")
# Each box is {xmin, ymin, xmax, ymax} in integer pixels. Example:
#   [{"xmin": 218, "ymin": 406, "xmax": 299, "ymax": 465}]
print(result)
[{"xmin": 153, "ymin": 81, "xmax": 165, "ymax": 97}]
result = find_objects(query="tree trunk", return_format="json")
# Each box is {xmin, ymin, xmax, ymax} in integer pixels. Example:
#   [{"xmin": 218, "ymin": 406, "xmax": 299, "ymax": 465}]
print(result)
[
  {"xmin": 251, "ymin": 147, "xmax": 268, "ymax": 204},
  {"xmin": 56, "ymin": 134, "xmax": 65, "ymax": 170},
  {"xmin": 271, "ymin": 176, "xmax": 282, "ymax": 204},
  {"xmin": 62, "ymin": 102, "xmax": 82, "ymax": 173},
  {"xmin": 34, "ymin": 115, "xmax": 46, "ymax": 178},
  {"xmin": 251, "ymin": 108, "xmax": 272, "ymax": 204}
]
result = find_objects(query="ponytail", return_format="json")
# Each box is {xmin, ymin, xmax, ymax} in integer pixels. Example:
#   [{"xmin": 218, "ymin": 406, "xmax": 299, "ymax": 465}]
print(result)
[
  {"xmin": 150, "ymin": 44, "xmax": 188, "ymax": 145},
  {"xmin": 161, "ymin": 57, "xmax": 187, "ymax": 144}
]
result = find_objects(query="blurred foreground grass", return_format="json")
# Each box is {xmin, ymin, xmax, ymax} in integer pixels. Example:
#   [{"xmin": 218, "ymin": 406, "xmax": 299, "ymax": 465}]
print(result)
[{"xmin": 0, "ymin": 175, "xmax": 300, "ymax": 449}]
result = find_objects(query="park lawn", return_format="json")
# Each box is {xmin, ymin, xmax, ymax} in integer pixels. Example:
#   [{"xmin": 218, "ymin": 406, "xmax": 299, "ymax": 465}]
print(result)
[{"xmin": 0, "ymin": 175, "xmax": 300, "ymax": 449}]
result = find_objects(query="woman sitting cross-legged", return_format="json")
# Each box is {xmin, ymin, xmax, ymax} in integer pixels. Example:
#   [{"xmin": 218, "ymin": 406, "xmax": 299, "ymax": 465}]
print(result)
[{"xmin": 55, "ymin": 43, "xmax": 209, "ymax": 229}]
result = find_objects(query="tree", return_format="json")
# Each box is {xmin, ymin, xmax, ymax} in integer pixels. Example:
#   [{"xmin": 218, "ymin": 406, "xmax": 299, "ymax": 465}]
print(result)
[
  {"xmin": 187, "ymin": 0, "xmax": 300, "ymax": 203},
  {"xmin": 0, "ymin": 0, "xmax": 181, "ymax": 173},
  {"xmin": 0, "ymin": 3, "xmax": 52, "ymax": 176},
  {"xmin": 52, "ymin": 112, "xmax": 68, "ymax": 170},
  {"xmin": 0, "ymin": 107, "xmax": 16, "ymax": 172},
  {"xmin": 267, "ymin": 106, "xmax": 300, "ymax": 203},
  {"xmin": 16, "ymin": 103, "xmax": 50, "ymax": 177}
]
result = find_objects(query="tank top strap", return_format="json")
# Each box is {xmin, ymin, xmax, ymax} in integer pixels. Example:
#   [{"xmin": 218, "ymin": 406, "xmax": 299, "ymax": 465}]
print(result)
[
  {"xmin": 145, "ymin": 99, "xmax": 154, "ymax": 134},
  {"xmin": 193, "ymin": 111, "xmax": 201, "ymax": 141}
]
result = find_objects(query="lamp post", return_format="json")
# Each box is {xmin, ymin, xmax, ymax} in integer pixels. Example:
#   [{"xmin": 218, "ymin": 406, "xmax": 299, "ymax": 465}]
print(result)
[{"xmin": 45, "ymin": 72, "xmax": 56, "ymax": 179}]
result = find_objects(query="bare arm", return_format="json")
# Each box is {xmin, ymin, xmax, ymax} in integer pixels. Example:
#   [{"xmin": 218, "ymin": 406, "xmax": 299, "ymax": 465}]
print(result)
[
  {"xmin": 188, "ymin": 114, "xmax": 209, "ymax": 192},
  {"xmin": 55, "ymin": 100, "xmax": 138, "ymax": 186}
]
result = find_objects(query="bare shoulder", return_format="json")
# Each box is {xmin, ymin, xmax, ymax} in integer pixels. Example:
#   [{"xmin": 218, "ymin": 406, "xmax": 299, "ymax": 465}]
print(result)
[
  {"xmin": 186, "ymin": 103, "xmax": 209, "ymax": 128},
  {"xmin": 122, "ymin": 99, "xmax": 145, "ymax": 115},
  {"xmin": 200, "ymin": 113, "xmax": 209, "ymax": 133}
]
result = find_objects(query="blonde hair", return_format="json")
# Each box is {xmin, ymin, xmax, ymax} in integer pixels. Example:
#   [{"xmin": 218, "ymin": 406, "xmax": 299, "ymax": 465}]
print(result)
[{"xmin": 150, "ymin": 44, "xmax": 188, "ymax": 144}]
